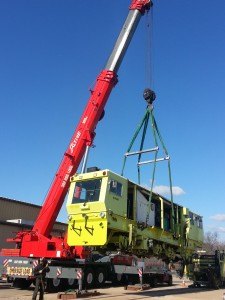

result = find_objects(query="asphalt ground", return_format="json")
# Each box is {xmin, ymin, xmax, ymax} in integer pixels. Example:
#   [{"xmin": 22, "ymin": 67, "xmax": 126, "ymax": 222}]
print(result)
[{"xmin": 0, "ymin": 277, "xmax": 225, "ymax": 300}]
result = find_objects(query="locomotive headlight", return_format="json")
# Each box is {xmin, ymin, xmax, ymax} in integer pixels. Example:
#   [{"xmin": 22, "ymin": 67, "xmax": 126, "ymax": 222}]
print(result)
[{"xmin": 99, "ymin": 212, "xmax": 105, "ymax": 218}]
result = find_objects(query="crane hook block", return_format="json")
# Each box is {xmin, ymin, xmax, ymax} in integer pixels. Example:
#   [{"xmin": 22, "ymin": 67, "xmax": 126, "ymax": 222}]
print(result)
[{"xmin": 143, "ymin": 88, "xmax": 156, "ymax": 105}]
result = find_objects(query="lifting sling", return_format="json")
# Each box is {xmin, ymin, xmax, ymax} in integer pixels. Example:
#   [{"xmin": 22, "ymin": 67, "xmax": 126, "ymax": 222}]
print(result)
[{"xmin": 121, "ymin": 89, "xmax": 175, "ymax": 232}]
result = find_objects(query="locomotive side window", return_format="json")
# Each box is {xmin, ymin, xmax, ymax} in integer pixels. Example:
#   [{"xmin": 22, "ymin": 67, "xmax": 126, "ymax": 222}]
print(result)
[
  {"xmin": 72, "ymin": 179, "xmax": 102, "ymax": 203},
  {"xmin": 189, "ymin": 212, "xmax": 194, "ymax": 225},
  {"xmin": 189, "ymin": 211, "xmax": 203, "ymax": 229},
  {"xmin": 109, "ymin": 180, "xmax": 123, "ymax": 197},
  {"xmin": 127, "ymin": 185, "xmax": 134, "ymax": 220},
  {"xmin": 194, "ymin": 214, "xmax": 203, "ymax": 229},
  {"xmin": 198, "ymin": 216, "xmax": 203, "ymax": 229}
]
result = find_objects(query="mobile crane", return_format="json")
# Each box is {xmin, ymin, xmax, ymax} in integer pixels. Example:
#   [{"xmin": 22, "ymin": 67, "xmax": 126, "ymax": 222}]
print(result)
[
  {"xmin": 2, "ymin": 0, "xmax": 158, "ymax": 291},
  {"xmin": 1, "ymin": 1, "xmax": 204, "ymax": 291}
]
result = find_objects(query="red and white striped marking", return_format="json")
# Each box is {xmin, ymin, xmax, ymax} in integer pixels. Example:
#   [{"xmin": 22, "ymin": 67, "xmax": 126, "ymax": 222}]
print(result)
[
  {"xmin": 33, "ymin": 260, "xmax": 39, "ymax": 268},
  {"xmin": 77, "ymin": 270, "xmax": 83, "ymax": 280},
  {"xmin": 57, "ymin": 268, "xmax": 62, "ymax": 277},
  {"xmin": 3, "ymin": 259, "xmax": 9, "ymax": 267},
  {"xmin": 138, "ymin": 268, "xmax": 143, "ymax": 278}
]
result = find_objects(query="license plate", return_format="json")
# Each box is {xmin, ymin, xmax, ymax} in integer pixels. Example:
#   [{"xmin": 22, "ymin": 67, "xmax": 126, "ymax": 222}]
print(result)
[{"xmin": 7, "ymin": 266, "xmax": 32, "ymax": 276}]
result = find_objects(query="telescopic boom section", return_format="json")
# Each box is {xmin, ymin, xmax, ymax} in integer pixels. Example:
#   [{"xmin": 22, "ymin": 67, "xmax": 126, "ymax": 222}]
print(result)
[{"xmin": 27, "ymin": 1, "xmax": 152, "ymax": 243}]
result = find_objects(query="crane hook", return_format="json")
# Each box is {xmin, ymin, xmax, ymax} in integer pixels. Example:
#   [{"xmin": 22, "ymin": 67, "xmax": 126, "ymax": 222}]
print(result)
[{"xmin": 143, "ymin": 88, "xmax": 156, "ymax": 105}]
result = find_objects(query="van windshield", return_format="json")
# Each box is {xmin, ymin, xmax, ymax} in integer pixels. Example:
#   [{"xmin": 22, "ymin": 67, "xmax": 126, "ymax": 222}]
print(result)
[{"xmin": 72, "ymin": 179, "xmax": 102, "ymax": 203}]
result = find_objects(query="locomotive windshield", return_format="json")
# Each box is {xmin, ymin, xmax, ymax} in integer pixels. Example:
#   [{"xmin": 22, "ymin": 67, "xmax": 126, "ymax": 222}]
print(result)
[{"xmin": 72, "ymin": 179, "xmax": 102, "ymax": 203}]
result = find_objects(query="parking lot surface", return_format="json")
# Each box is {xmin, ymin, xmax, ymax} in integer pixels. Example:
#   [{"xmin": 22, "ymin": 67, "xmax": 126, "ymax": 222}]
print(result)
[{"xmin": 0, "ymin": 277, "xmax": 225, "ymax": 300}]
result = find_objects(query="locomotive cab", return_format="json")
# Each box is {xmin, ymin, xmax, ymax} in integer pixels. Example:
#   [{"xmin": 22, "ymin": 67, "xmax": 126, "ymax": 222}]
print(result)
[{"xmin": 66, "ymin": 169, "xmax": 127, "ymax": 246}]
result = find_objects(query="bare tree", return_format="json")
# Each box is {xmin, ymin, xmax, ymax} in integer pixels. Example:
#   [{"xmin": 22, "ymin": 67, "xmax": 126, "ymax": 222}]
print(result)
[{"xmin": 203, "ymin": 231, "xmax": 225, "ymax": 254}]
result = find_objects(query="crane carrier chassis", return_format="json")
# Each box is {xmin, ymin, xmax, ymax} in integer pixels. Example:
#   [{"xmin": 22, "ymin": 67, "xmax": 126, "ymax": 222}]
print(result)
[{"xmin": 2, "ymin": 254, "xmax": 172, "ymax": 292}]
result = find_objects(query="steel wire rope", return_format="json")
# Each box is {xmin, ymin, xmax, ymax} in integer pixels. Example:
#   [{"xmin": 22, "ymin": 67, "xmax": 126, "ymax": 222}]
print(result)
[
  {"xmin": 145, "ymin": 4, "xmax": 154, "ymax": 90},
  {"xmin": 143, "ymin": 8, "xmax": 159, "ymax": 226}
]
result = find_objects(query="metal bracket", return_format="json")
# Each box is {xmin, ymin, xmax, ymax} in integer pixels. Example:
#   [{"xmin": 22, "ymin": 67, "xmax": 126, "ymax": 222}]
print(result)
[{"xmin": 71, "ymin": 220, "xmax": 82, "ymax": 236}]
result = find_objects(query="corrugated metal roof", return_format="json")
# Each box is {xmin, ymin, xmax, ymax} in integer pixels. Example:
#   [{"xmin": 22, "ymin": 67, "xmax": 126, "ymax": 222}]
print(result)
[
  {"xmin": 0, "ymin": 196, "xmax": 40, "ymax": 208},
  {"xmin": 0, "ymin": 196, "xmax": 66, "ymax": 226}
]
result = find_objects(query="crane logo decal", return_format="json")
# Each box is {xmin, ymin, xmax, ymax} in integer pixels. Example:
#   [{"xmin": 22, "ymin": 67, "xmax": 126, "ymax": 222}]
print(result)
[
  {"xmin": 70, "ymin": 131, "xmax": 81, "ymax": 154},
  {"xmin": 82, "ymin": 116, "xmax": 88, "ymax": 124},
  {"xmin": 61, "ymin": 165, "xmax": 73, "ymax": 188}
]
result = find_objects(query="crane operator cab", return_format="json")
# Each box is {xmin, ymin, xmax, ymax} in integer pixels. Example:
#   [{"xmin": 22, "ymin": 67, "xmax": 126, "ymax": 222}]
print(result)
[{"xmin": 66, "ymin": 169, "xmax": 203, "ymax": 258}]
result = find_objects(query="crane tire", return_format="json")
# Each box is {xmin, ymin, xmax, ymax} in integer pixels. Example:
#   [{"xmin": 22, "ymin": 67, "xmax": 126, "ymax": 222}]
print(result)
[{"xmin": 95, "ymin": 268, "xmax": 106, "ymax": 286}]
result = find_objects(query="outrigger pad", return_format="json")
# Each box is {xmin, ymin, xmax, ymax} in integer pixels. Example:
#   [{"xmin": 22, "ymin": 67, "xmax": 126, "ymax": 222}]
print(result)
[{"xmin": 57, "ymin": 290, "xmax": 100, "ymax": 299}]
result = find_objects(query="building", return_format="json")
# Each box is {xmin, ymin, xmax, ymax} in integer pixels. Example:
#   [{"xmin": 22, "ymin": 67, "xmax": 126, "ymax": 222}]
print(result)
[{"xmin": 0, "ymin": 196, "xmax": 67, "ymax": 250}]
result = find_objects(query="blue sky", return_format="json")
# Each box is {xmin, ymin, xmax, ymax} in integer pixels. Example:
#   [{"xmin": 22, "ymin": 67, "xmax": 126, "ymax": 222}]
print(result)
[{"xmin": 0, "ymin": 1, "xmax": 225, "ymax": 240}]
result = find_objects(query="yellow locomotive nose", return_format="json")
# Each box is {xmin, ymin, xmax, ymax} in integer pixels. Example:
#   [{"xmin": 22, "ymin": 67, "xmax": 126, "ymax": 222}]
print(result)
[
  {"xmin": 67, "ymin": 204, "xmax": 108, "ymax": 246},
  {"xmin": 66, "ymin": 171, "xmax": 109, "ymax": 246}
]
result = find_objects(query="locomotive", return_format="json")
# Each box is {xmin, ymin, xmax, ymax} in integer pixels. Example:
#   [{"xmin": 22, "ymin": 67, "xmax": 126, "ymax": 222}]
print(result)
[{"xmin": 67, "ymin": 169, "xmax": 203, "ymax": 262}]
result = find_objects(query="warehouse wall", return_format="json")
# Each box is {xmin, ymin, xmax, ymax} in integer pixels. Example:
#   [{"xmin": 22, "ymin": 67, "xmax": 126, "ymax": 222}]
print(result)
[
  {"xmin": 0, "ymin": 197, "xmax": 39, "ymax": 221},
  {"xmin": 0, "ymin": 197, "xmax": 67, "ymax": 250}
]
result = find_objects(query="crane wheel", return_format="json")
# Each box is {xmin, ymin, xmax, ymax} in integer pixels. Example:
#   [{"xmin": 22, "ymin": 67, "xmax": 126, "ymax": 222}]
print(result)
[
  {"xmin": 84, "ymin": 268, "xmax": 95, "ymax": 288},
  {"xmin": 95, "ymin": 268, "xmax": 106, "ymax": 286},
  {"xmin": 13, "ymin": 278, "xmax": 32, "ymax": 289},
  {"xmin": 45, "ymin": 278, "xmax": 61, "ymax": 292}
]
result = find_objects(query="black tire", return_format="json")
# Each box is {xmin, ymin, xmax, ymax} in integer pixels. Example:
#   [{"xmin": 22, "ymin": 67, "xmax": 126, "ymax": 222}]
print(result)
[
  {"xmin": 13, "ymin": 278, "xmax": 32, "ymax": 289},
  {"xmin": 113, "ymin": 273, "xmax": 126, "ymax": 286},
  {"xmin": 95, "ymin": 268, "xmax": 106, "ymax": 286},
  {"xmin": 127, "ymin": 274, "xmax": 138, "ymax": 285},
  {"xmin": 67, "ymin": 277, "xmax": 77, "ymax": 289},
  {"xmin": 84, "ymin": 268, "xmax": 95, "ymax": 289},
  {"xmin": 58, "ymin": 278, "xmax": 73, "ymax": 291},
  {"xmin": 150, "ymin": 276, "xmax": 157, "ymax": 288},
  {"xmin": 45, "ymin": 278, "xmax": 61, "ymax": 292},
  {"xmin": 7, "ymin": 277, "xmax": 13, "ymax": 283},
  {"xmin": 168, "ymin": 276, "xmax": 173, "ymax": 286},
  {"xmin": 214, "ymin": 277, "xmax": 222, "ymax": 289}
]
